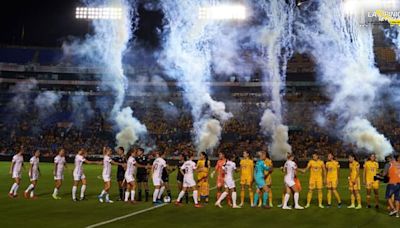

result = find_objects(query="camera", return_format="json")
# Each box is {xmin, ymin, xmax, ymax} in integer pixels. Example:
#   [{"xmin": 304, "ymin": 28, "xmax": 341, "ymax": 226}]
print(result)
[{"xmin": 374, "ymin": 174, "xmax": 389, "ymax": 183}]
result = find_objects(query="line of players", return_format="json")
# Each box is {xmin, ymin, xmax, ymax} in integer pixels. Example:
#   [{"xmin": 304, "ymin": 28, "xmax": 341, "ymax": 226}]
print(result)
[{"xmin": 7, "ymin": 146, "xmax": 400, "ymax": 216}]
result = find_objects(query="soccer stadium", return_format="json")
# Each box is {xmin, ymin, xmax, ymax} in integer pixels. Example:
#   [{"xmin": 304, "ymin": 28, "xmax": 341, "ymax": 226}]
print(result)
[{"xmin": 0, "ymin": 0, "xmax": 400, "ymax": 227}]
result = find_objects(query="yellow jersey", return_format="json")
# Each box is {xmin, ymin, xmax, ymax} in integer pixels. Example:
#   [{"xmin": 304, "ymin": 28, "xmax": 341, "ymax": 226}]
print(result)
[
  {"xmin": 240, "ymin": 158, "xmax": 254, "ymax": 177},
  {"xmin": 363, "ymin": 160, "xmax": 379, "ymax": 183},
  {"xmin": 326, "ymin": 160, "xmax": 340, "ymax": 180},
  {"xmin": 349, "ymin": 161, "xmax": 360, "ymax": 181},
  {"xmin": 307, "ymin": 159, "xmax": 324, "ymax": 180},
  {"xmin": 197, "ymin": 159, "xmax": 209, "ymax": 178},
  {"xmin": 264, "ymin": 158, "xmax": 273, "ymax": 182}
]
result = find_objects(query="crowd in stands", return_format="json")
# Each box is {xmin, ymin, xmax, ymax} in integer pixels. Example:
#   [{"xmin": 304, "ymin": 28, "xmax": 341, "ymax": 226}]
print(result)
[{"xmin": 0, "ymin": 92, "xmax": 399, "ymax": 160}]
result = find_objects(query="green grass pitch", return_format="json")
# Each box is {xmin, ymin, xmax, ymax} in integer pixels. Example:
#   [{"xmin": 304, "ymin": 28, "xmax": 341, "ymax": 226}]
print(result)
[{"xmin": 0, "ymin": 161, "xmax": 397, "ymax": 227}]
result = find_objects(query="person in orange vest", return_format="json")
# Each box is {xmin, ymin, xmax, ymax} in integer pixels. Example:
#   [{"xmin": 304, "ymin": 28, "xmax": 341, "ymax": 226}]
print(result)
[{"xmin": 382, "ymin": 154, "xmax": 400, "ymax": 218}]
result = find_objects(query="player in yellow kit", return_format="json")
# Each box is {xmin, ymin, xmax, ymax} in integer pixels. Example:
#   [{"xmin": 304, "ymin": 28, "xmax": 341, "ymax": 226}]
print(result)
[
  {"xmin": 363, "ymin": 153, "xmax": 380, "ymax": 209},
  {"xmin": 264, "ymin": 153, "xmax": 274, "ymax": 207},
  {"xmin": 239, "ymin": 151, "xmax": 254, "ymax": 207},
  {"xmin": 348, "ymin": 154, "xmax": 362, "ymax": 209},
  {"xmin": 197, "ymin": 152, "xmax": 211, "ymax": 203},
  {"xmin": 325, "ymin": 153, "xmax": 342, "ymax": 208},
  {"xmin": 304, "ymin": 153, "xmax": 326, "ymax": 208}
]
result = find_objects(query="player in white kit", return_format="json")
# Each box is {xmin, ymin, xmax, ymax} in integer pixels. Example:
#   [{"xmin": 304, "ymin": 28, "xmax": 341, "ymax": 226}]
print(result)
[
  {"xmin": 52, "ymin": 148, "xmax": 67, "ymax": 199},
  {"xmin": 24, "ymin": 150, "xmax": 41, "ymax": 199},
  {"xmin": 98, "ymin": 147, "xmax": 123, "ymax": 203},
  {"xmin": 282, "ymin": 153, "xmax": 304, "ymax": 210},
  {"xmin": 175, "ymin": 153, "xmax": 202, "ymax": 208},
  {"xmin": 151, "ymin": 151, "xmax": 167, "ymax": 204},
  {"xmin": 124, "ymin": 149, "xmax": 148, "ymax": 203},
  {"xmin": 215, "ymin": 154, "xmax": 240, "ymax": 208},
  {"xmin": 72, "ymin": 148, "xmax": 100, "ymax": 201},
  {"xmin": 9, "ymin": 147, "xmax": 24, "ymax": 198}
]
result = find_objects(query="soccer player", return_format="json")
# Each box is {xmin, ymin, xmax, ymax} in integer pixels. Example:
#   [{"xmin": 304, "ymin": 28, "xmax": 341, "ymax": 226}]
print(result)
[
  {"xmin": 348, "ymin": 153, "xmax": 362, "ymax": 209},
  {"xmin": 264, "ymin": 152, "xmax": 274, "ymax": 207},
  {"xmin": 98, "ymin": 147, "xmax": 123, "ymax": 203},
  {"xmin": 212, "ymin": 152, "xmax": 227, "ymax": 202},
  {"xmin": 325, "ymin": 153, "xmax": 342, "ymax": 208},
  {"xmin": 72, "ymin": 148, "xmax": 99, "ymax": 201},
  {"xmin": 240, "ymin": 150, "xmax": 254, "ymax": 207},
  {"xmin": 176, "ymin": 153, "xmax": 189, "ymax": 203},
  {"xmin": 136, "ymin": 148, "xmax": 150, "ymax": 202},
  {"xmin": 9, "ymin": 147, "xmax": 24, "ymax": 198},
  {"xmin": 215, "ymin": 154, "xmax": 240, "ymax": 208},
  {"xmin": 113, "ymin": 147, "xmax": 126, "ymax": 201},
  {"xmin": 152, "ymin": 151, "xmax": 167, "ymax": 204},
  {"xmin": 161, "ymin": 163, "xmax": 173, "ymax": 202},
  {"xmin": 252, "ymin": 151, "xmax": 271, "ymax": 209},
  {"xmin": 282, "ymin": 153, "xmax": 304, "ymax": 210},
  {"xmin": 53, "ymin": 148, "xmax": 67, "ymax": 199},
  {"xmin": 175, "ymin": 153, "xmax": 202, "ymax": 208},
  {"xmin": 197, "ymin": 151, "xmax": 210, "ymax": 203},
  {"xmin": 382, "ymin": 154, "xmax": 400, "ymax": 217},
  {"xmin": 363, "ymin": 153, "xmax": 380, "ymax": 209},
  {"xmin": 304, "ymin": 153, "xmax": 326, "ymax": 208},
  {"xmin": 24, "ymin": 150, "xmax": 40, "ymax": 199}
]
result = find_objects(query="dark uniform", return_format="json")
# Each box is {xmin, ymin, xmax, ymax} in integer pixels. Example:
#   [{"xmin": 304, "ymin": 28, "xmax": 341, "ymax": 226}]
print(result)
[
  {"xmin": 113, "ymin": 155, "xmax": 126, "ymax": 201},
  {"xmin": 136, "ymin": 154, "xmax": 150, "ymax": 201},
  {"xmin": 177, "ymin": 160, "xmax": 184, "ymax": 183}
]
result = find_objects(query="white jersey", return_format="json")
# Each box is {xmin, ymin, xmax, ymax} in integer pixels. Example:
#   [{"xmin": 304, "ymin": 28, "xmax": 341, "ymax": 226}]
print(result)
[
  {"xmin": 102, "ymin": 155, "xmax": 112, "ymax": 177},
  {"xmin": 152, "ymin": 157, "xmax": 166, "ymax": 179},
  {"xmin": 73, "ymin": 154, "xmax": 86, "ymax": 176},
  {"xmin": 181, "ymin": 160, "xmax": 196, "ymax": 179},
  {"xmin": 284, "ymin": 160, "xmax": 297, "ymax": 180},
  {"xmin": 125, "ymin": 156, "xmax": 136, "ymax": 177},
  {"xmin": 12, "ymin": 154, "xmax": 24, "ymax": 174},
  {"xmin": 29, "ymin": 156, "xmax": 40, "ymax": 178},
  {"xmin": 223, "ymin": 160, "xmax": 236, "ymax": 181},
  {"xmin": 54, "ymin": 155, "xmax": 66, "ymax": 176}
]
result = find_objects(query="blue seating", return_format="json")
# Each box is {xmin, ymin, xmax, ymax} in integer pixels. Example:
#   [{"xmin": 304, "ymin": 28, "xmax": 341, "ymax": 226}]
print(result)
[{"xmin": 0, "ymin": 47, "xmax": 35, "ymax": 64}]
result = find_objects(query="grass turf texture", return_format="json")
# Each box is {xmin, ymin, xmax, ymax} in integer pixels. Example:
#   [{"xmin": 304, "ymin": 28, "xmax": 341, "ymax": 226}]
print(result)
[{"xmin": 0, "ymin": 161, "xmax": 397, "ymax": 227}]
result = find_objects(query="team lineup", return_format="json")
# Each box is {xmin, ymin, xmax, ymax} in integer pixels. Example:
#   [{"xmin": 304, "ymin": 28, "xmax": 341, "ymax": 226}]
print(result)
[{"xmin": 7, "ymin": 146, "xmax": 400, "ymax": 218}]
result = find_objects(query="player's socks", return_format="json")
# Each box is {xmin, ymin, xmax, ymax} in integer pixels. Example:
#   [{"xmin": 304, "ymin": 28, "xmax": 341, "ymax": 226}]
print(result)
[
  {"xmin": 185, "ymin": 192, "xmax": 189, "ymax": 203},
  {"xmin": 253, "ymin": 193, "xmax": 259, "ymax": 206},
  {"xmin": 105, "ymin": 193, "xmax": 110, "ymax": 202},
  {"xmin": 350, "ymin": 194, "xmax": 355, "ymax": 206},
  {"xmin": 268, "ymin": 190, "xmax": 273, "ymax": 207},
  {"xmin": 72, "ymin": 186, "xmax": 77, "ymax": 200},
  {"xmin": 99, "ymin": 190, "xmax": 106, "ymax": 197},
  {"xmin": 13, "ymin": 184, "xmax": 19, "ymax": 196},
  {"xmin": 193, "ymin": 190, "xmax": 199, "ymax": 204},
  {"xmin": 327, "ymin": 190, "xmax": 332, "ymax": 205},
  {"xmin": 138, "ymin": 189, "xmax": 142, "ymax": 201},
  {"xmin": 176, "ymin": 191, "xmax": 185, "ymax": 202},
  {"xmin": 145, "ymin": 189, "xmax": 149, "ymax": 202},
  {"xmin": 30, "ymin": 190, "xmax": 34, "ymax": 198},
  {"xmin": 130, "ymin": 190, "xmax": 135, "ymax": 201},
  {"xmin": 216, "ymin": 191, "xmax": 228, "ymax": 205},
  {"xmin": 333, "ymin": 190, "xmax": 341, "ymax": 204},
  {"xmin": 25, "ymin": 184, "xmax": 34, "ymax": 193},
  {"xmin": 249, "ymin": 190, "xmax": 254, "ymax": 206},
  {"xmin": 53, "ymin": 188, "xmax": 58, "ymax": 196},
  {"xmin": 80, "ymin": 185, "xmax": 86, "ymax": 199},
  {"xmin": 283, "ymin": 193, "xmax": 290, "ymax": 208},
  {"xmin": 318, "ymin": 190, "xmax": 323, "ymax": 207},
  {"xmin": 119, "ymin": 188, "xmax": 124, "ymax": 200},
  {"xmin": 158, "ymin": 186, "xmax": 165, "ymax": 200},
  {"xmin": 216, "ymin": 192, "xmax": 221, "ymax": 202},
  {"xmin": 366, "ymin": 195, "xmax": 371, "ymax": 207},
  {"xmin": 9, "ymin": 183, "xmax": 17, "ymax": 194},
  {"xmin": 356, "ymin": 193, "xmax": 361, "ymax": 207},
  {"xmin": 232, "ymin": 191, "xmax": 238, "ymax": 207},
  {"xmin": 240, "ymin": 189, "xmax": 245, "ymax": 205},
  {"xmin": 153, "ymin": 189, "xmax": 160, "ymax": 202},
  {"xmin": 306, "ymin": 191, "xmax": 312, "ymax": 206},
  {"xmin": 262, "ymin": 192, "xmax": 269, "ymax": 206},
  {"xmin": 124, "ymin": 191, "xmax": 130, "ymax": 202},
  {"xmin": 294, "ymin": 192, "xmax": 301, "ymax": 208}
]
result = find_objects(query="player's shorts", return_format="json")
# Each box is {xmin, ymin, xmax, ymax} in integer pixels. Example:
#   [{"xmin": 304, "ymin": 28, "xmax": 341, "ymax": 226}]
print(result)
[
  {"xmin": 12, "ymin": 171, "xmax": 21, "ymax": 179},
  {"xmin": 29, "ymin": 172, "xmax": 39, "ymax": 181},
  {"xmin": 152, "ymin": 176, "xmax": 163, "ymax": 186},
  {"xmin": 102, "ymin": 174, "xmax": 111, "ymax": 182},
  {"xmin": 349, "ymin": 178, "xmax": 361, "ymax": 191},
  {"xmin": 240, "ymin": 175, "xmax": 253, "ymax": 186},
  {"xmin": 255, "ymin": 177, "xmax": 266, "ymax": 189},
  {"xmin": 366, "ymin": 180, "xmax": 379, "ymax": 190},
  {"xmin": 326, "ymin": 178, "xmax": 338, "ymax": 188},
  {"xmin": 117, "ymin": 171, "xmax": 125, "ymax": 182},
  {"xmin": 162, "ymin": 173, "xmax": 169, "ymax": 183},
  {"xmin": 385, "ymin": 184, "xmax": 400, "ymax": 201},
  {"xmin": 125, "ymin": 174, "xmax": 135, "ymax": 183},
  {"xmin": 136, "ymin": 172, "xmax": 148, "ymax": 183},
  {"xmin": 54, "ymin": 174, "xmax": 64, "ymax": 180},
  {"xmin": 309, "ymin": 178, "xmax": 323, "ymax": 190},
  {"xmin": 73, "ymin": 173, "xmax": 86, "ymax": 181},
  {"xmin": 224, "ymin": 178, "xmax": 236, "ymax": 189},
  {"xmin": 285, "ymin": 176, "xmax": 296, "ymax": 188},
  {"xmin": 183, "ymin": 176, "xmax": 196, "ymax": 188},
  {"xmin": 217, "ymin": 175, "xmax": 224, "ymax": 188}
]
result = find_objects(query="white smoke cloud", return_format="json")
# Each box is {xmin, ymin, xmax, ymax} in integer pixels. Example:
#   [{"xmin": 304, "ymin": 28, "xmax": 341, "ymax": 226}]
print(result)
[
  {"xmin": 34, "ymin": 91, "xmax": 61, "ymax": 109},
  {"xmin": 196, "ymin": 118, "xmax": 222, "ymax": 153},
  {"xmin": 297, "ymin": 0, "xmax": 393, "ymax": 160},
  {"xmin": 8, "ymin": 79, "xmax": 38, "ymax": 112},
  {"xmin": 115, "ymin": 107, "xmax": 147, "ymax": 151}
]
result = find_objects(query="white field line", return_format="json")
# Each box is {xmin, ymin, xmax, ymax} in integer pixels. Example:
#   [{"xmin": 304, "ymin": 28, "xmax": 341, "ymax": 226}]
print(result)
[{"xmin": 85, "ymin": 178, "xmax": 240, "ymax": 228}]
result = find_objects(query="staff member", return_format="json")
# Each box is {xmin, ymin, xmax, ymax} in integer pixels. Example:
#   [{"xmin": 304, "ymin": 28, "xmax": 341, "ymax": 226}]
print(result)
[{"xmin": 382, "ymin": 154, "xmax": 400, "ymax": 218}]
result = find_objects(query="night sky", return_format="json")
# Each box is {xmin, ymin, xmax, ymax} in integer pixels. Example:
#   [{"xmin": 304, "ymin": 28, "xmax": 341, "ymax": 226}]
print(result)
[{"xmin": 0, "ymin": 0, "xmax": 163, "ymax": 48}]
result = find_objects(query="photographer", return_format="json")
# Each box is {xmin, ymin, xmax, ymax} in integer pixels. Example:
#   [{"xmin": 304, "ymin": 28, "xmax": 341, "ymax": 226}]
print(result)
[{"xmin": 381, "ymin": 154, "xmax": 400, "ymax": 217}]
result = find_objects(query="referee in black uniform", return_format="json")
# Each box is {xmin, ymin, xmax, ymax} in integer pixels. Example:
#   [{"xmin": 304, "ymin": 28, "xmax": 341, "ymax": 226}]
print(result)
[
  {"xmin": 113, "ymin": 147, "xmax": 126, "ymax": 201},
  {"xmin": 136, "ymin": 148, "xmax": 150, "ymax": 201}
]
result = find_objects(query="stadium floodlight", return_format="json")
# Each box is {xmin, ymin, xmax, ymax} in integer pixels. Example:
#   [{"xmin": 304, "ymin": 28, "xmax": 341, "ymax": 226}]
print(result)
[
  {"xmin": 198, "ymin": 5, "xmax": 247, "ymax": 20},
  {"xmin": 75, "ymin": 7, "xmax": 122, "ymax": 20},
  {"xmin": 343, "ymin": 0, "xmax": 399, "ymax": 15}
]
